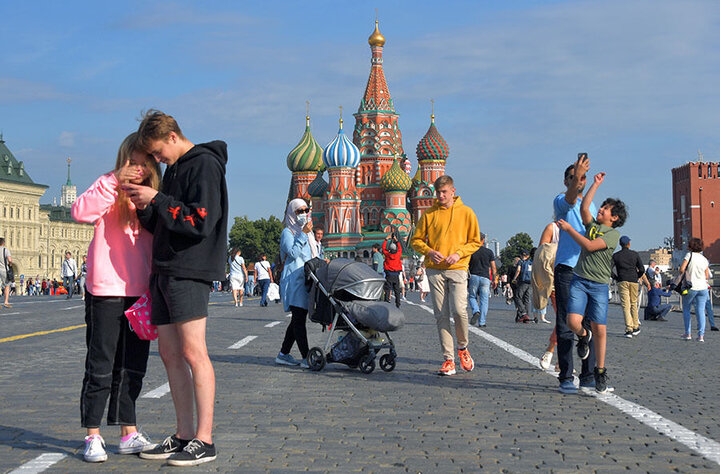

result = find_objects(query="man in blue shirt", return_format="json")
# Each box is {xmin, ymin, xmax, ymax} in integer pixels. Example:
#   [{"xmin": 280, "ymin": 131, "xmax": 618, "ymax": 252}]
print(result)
[{"xmin": 553, "ymin": 154, "xmax": 598, "ymax": 394}]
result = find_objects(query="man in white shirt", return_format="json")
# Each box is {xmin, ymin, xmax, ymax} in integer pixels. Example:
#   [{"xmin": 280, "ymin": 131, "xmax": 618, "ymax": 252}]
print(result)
[
  {"xmin": 254, "ymin": 254, "xmax": 273, "ymax": 307},
  {"xmin": 61, "ymin": 251, "xmax": 78, "ymax": 299}
]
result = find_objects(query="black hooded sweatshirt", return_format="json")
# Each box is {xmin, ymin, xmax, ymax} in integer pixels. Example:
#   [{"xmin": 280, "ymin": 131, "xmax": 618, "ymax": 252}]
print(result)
[{"xmin": 137, "ymin": 141, "xmax": 228, "ymax": 282}]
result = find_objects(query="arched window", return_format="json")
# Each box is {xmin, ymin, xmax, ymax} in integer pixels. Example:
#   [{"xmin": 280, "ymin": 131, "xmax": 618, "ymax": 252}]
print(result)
[
  {"xmin": 342, "ymin": 252, "xmax": 348, "ymax": 258},
  {"xmin": 363, "ymin": 250, "xmax": 369, "ymax": 258}
]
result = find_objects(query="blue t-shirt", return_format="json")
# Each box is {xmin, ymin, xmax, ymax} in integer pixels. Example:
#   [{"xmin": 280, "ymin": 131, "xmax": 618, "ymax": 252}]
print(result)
[{"xmin": 553, "ymin": 193, "xmax": 597, "ymax": 268}]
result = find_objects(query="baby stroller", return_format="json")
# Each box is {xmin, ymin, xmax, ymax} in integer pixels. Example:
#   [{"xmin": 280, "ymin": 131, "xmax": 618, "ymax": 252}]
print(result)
[{"xmin": 304, "ymin": 258, "xmax": 405, "ymax": 373}]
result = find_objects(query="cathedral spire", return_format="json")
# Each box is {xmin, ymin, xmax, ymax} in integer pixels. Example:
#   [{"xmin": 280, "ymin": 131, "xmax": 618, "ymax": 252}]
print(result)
[{"xmin": 359, "ymin": 18, "xmax": 394, "ymax": 113}]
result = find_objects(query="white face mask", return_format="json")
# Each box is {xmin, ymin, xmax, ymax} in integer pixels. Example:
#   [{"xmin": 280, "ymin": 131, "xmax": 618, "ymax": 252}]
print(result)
[{"xmin": 297, "ymin": 213, "xmax": 309, "ymax": 226}]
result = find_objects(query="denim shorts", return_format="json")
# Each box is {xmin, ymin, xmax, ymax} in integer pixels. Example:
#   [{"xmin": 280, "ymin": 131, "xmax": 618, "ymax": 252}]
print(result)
[
  {"xmin": 150, "ymin": 274, "xmax": 211, "ymax": 325},
  {"xmin": 566, "ymin": 274, "xmax": 609, "ymax": 325}
]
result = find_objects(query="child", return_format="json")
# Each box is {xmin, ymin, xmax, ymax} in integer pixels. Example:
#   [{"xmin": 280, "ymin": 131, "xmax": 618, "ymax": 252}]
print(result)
[{"xmin": 556, "ymin": 171, "xmax": 626, "ymax": 394}]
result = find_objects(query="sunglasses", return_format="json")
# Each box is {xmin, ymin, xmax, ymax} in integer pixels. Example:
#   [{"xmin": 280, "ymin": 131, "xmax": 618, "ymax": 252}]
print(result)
[{"xmin": 295, "ymin": 208, "xmax": 310, "ymax": 214}]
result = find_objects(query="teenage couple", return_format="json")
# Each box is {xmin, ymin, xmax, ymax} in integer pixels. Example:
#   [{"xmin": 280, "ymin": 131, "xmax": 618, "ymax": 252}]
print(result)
[{"xmin": 73, "ymin": 110, "xmax": 228, "ymax": 466}]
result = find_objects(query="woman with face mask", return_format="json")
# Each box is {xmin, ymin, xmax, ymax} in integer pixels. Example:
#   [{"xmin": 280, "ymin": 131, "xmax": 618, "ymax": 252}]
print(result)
[{"xmin": 275, "ymin": 198, "xmax": 318, "ymax": 368}]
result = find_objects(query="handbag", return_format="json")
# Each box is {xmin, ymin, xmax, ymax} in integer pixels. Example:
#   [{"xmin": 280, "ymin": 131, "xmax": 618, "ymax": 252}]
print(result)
[
  {"xmin": 124, "ymin": 292, "xmax": 158, "ymax": 341},
  {"xmin": 3, "ymin": 249, "xmax": 13, "ymax": 282},
  {"xmin": 671, "ymin": 254, "xmax": 693, "ymax": 295}
]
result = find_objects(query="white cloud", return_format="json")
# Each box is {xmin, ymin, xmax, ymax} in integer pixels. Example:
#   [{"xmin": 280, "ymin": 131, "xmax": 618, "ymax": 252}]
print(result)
[{"xmin": 58, "ymin": 131, "xmax": 76, "ymax": 147}]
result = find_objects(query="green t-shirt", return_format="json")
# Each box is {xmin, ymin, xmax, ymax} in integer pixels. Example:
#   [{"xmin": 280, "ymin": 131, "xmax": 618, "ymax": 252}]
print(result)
[{"xmin": 574, "ymin": 219, "xmax": 620, "ymax": 284}]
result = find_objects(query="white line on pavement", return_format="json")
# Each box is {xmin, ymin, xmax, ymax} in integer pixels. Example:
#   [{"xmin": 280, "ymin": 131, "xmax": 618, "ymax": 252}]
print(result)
[
  {"xmin": 264, "ymin": 321, "xmax": 282, "ymax": 328},
  {"xmin": 408, "ymin": 300, "xmax": 720, "ymax": 466},
  {"xmin": 141, "ymin": 382, "xmax": 170, "ymax": 399},
  {"xmin": 228, "ymin": 335, "xmax": 257, "ymax": 349},
  {"xmin": 9, "ymin": 453, "xmax": 66, "ymax": 473},
  {"xmin": 59, "ymin": 305, "xmax": 83, "ymax": 311}
]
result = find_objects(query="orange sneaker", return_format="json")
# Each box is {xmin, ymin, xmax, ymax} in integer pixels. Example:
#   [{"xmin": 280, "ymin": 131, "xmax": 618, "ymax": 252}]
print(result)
[
  {"xmin": 458, "ymin": 348, "xmax": 474, "ymax": 372},
  {"xmin": 437, "ymin": 359, "xmax": 456, "ymax": 376}
]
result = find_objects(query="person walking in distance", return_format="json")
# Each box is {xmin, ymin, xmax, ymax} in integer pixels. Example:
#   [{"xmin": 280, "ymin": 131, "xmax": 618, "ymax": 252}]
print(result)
[
  {"xmin": 677, "ymin": 237, "xmax": 710, "ymax": 342},
  {"xmin": 71, "ymin": 132, "xmax": 161, "ymax": 462},
  {"xmin": 228, "ymin": 249, "xmax": 247, "ymax": 307},
  {"xmin": 512, "ymin": 250, "xmax": 533, "ymax": 323},
  {"xmin": 61, "ymin": 251, "xmax": 78, "ymax": 299},
  {"xmin": 254, "ymin": 254, "xmax": 273, "ymax": 307},
  {"xmin": 0, "ymin": 237, "xmax": 13, "ymax": 308},
  {"xmin": 612, "ymin": 235, "xmax": 650, "ymax": 338},
  {"xmin": 79, "ymin": 255, "xmax": 88, "ymax": 300},
  {"xmin": 468, "ymin": 233, "xmax": 496, "ymax": 328},
  {"xmin": 125, "ymin": 110, "xmax": 228, "ymax": 466},
  {"xmin": 382, "ymin": 231, "xmax": 403, "ymax": 308},
  {"xmin": 411, "ymin": 175, "xmax": 481, "ymax": 376},
  {"xmin": 553, "ymin": 154, "xmax": 598, "ymax": 394}
]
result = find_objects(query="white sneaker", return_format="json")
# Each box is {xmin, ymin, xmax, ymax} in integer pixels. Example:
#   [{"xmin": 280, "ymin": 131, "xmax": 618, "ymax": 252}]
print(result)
[
  {"xmin": 83, "ymin": 434, "xmax": 107, "ymax": 462},
  {"xmin": 234, "ymin": 302, "xmax": 238, "ymax": 307},
  {"xmin": 239, "ymin": 302, "xmax": 243, "ymax": 307},
  {"xmin": 118, "ymin": 431, "xmax": 157, "ymax": 454},
  {"xmin": 539, "ymin": 351, "xmax": 553, "ymax": 370}
]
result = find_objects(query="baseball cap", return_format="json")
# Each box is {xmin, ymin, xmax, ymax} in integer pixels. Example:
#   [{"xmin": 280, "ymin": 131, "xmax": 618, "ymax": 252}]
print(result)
[
  {"xmin": 521, "ymin": 249, "xmax": 529, "ymax": 256},
  {"xmin": 619, "ymin": 236, "xmax": 631, "ymax": 246}
]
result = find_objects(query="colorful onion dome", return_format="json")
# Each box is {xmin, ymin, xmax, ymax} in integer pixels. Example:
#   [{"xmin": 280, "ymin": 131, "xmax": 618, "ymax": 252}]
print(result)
[
  {"xmin": 381, "ymin": 158, "xmax": 412, "ymax": 193},
  {"xmin": 323, "ymin": 118, "xmax": 361, "ymax": 168},
  {"xmin": 287, "ymin": 115, "xmax": 324, "ymax": 172},
  {"xmin": 416, "ymin": 114, "xmax": 449, "ymax": 162},
  {"xmin": 307, "ymin": 170, "xmax": 328, "ymax": 198},
  {"xmin": 401, "ymin": 156, "xmax": 412, "ymax": 175},
  {"xmin": 368, "ymin": 19, "xmax": 386, "ymax": 47}
]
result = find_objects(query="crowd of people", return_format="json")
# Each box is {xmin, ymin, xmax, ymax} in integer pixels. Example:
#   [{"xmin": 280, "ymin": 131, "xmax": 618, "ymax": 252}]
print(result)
[{"xmin": 2, "ymin": 110, "xmax": 716, "ymax": 468}]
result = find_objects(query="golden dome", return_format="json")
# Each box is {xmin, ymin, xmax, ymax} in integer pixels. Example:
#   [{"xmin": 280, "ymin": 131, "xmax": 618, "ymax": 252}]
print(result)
[{"xmin": 368, "ymin": 20, "xmax": 385, "ymax": 47}]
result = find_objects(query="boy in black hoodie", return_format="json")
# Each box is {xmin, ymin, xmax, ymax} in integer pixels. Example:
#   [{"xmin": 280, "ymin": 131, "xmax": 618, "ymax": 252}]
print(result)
[{"xmin": 124, "ymin": 110, "xmax": 227, "ymax": 466}]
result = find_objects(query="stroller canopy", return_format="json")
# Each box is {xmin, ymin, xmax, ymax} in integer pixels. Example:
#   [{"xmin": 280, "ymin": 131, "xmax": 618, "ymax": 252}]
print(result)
[{"xmin": 306, "ymin": 258, "xmax": 386, "ymax": 301}]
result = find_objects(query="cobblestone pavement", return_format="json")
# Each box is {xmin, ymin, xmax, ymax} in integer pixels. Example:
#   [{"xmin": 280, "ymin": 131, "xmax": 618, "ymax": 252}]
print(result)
[{"xmin": 1, "ymin": 291, "xmax": 719, "ymax": 472}]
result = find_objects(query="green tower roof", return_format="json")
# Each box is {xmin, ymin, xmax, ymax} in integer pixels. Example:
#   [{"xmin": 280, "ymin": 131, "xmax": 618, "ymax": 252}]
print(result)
[{"xmin": 0, "ymin": 135, "xmax": 46, "ymax": 188}]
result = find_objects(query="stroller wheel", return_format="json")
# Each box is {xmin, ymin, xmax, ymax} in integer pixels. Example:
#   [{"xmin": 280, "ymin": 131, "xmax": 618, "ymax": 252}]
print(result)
[
  {"xmin": 307, "ymin": 347, "xmax": 326, "ymax": 372},
  {"xmin": 379, "ymin": 353, "xmax": 396, "ymax": 372},
  {"xmin": 359, "ymin": 354, "xmax": 375, "ymax": 374}
]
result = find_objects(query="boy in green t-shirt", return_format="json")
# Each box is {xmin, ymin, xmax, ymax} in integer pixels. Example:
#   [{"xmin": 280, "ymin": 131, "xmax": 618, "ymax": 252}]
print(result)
[{"xmin": 557, "ymin": 171, "xmax": 626, "ymax": 393}]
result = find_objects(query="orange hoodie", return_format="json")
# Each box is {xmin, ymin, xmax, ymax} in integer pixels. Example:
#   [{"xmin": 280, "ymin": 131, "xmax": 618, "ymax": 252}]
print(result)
[{"xmin": 410, "ymin": 196, "xmax": 481, "ymax": 271}]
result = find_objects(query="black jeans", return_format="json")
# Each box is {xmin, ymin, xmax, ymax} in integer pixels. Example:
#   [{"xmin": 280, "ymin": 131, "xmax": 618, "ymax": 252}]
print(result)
[
  {"xmin": 384, "ymin": 271, "xmax": 401, "ymax": 307},
  {"xmin": 554, "ymin": 264, "xmax": 595, "ymax": 383},
  {"xmin": 63, "ymin": 276, "xmax": 75, "ymax": 298},
  {"xmin": 647, "ymin": 304, "xmax": 671, "ymax": 320},
  {"xmin": 514, "ymin": 281, "xmax": 531, "ymax": 317},
  {"xmin": 80, "ymin": 292, "xmax": 150, "ymax": 428},
  {"xmin": 280, "ymin": 305, "xmax": 309, "ymax": 359}
]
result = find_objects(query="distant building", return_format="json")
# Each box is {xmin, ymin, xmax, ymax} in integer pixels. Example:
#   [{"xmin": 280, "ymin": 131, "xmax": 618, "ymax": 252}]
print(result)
[
  {"xmin": 671, "ymin": 160, "xmax": 720, "ymax": 263},
  {"xmin": 286, "ymin": 20, "xmax": 449, "ymax": 260},
  {"xmin": 649, "ymin": 247, "xmax": 672, "ymax": 270},
  {"xmin": 0, "ymin": 135, "xmax": 92, "ymax": 283}
]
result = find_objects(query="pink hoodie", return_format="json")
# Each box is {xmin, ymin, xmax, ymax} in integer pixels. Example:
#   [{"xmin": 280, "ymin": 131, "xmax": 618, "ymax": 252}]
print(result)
[{"xmin": 71, "ymin": 172, "xmax": 152, "ymax": 297}]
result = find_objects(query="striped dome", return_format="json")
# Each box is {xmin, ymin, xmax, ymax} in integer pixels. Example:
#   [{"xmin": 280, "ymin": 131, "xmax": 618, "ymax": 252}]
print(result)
[
  {"xmin": 323, "ymin": 121, "xmax": 361, "ymax": 169},
  {"xmin": 381, "ymin": 158, "xmax": 412, "ymax": 192},
  {"xmin": 416, "ymin": 116, "xmax": 449, "ymax": 162},
  {"xmin": 287, "ymin": 116, "xmax": 324, "ymax": 172},
  {"xmin": 307, "ymin": 170, "xmax": 328, "ymax": 198}
]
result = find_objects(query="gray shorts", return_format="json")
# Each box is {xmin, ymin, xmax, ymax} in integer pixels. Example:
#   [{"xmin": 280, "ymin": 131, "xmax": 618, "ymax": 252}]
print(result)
[{"xmin": 150, "ymin": 274, "xmax": 211, "ymax": 325}]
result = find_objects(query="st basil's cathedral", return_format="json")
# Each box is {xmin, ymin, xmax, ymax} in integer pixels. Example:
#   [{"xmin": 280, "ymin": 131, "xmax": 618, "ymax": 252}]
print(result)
[{"xmin": 286, "ymin": 20, "xmax": 450, "ymax": 260}]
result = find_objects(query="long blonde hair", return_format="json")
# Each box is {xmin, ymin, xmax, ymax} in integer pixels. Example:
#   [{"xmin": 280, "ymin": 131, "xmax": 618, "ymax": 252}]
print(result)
[{"xmin": 114, "ymin": 132, "xmax": 162, "ymax": 226}]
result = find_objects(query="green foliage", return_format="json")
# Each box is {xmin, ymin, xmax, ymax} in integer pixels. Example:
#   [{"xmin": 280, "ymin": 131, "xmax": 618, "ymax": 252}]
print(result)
[
  {"xmin": 228, "ymin": 215, "xmax": 284, "ymax": 263},
  {"xmin": 499, "ymin": 232, "xmax": 534, "ymax": 275}
]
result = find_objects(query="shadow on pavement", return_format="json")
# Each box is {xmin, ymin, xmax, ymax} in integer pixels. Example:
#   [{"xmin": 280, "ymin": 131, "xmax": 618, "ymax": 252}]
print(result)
[{"xmin": 0, "ymin": 424, "xmax": 77, "ymax": 456}]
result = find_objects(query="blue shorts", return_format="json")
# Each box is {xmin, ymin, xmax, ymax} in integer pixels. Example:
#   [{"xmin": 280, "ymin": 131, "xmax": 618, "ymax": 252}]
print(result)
[{"xmin": 566, "ymin": 274, "xmax": 609, "ymax": 325}]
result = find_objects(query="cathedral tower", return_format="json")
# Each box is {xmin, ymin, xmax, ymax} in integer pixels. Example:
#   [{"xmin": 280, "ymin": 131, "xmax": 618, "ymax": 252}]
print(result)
[
  {"xmin": 287, "ymin": 111, "xmax": 324, "ymax": 202},
  {"xmin": 353, "ymin": 20, "xmax": 405, "ymax": 232},
  {"xmin": 410, "ymin": 111, "xmax": 448, "ymax": 222}
]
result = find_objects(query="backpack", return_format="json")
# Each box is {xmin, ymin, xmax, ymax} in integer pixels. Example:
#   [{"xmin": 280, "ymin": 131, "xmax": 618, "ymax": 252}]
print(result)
[{"xmin": 518, "ymin": 259, "xmax": 532, "ymax": 283}]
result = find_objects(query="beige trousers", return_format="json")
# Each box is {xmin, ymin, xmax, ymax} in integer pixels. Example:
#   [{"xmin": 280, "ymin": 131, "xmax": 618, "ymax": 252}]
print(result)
[
  {"xmin": 618, "ymin": 280, "xmax": 639, "ymax": 332},
  {"xmin": 426, "ymin": 269, "xmax": 469, "ymax": 361}
]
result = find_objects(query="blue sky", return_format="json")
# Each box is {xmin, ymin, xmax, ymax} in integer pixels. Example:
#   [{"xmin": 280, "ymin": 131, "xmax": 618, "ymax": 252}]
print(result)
[{"xmin": 2, "ymin": 0, "xmax": 719, "ymax": 251}]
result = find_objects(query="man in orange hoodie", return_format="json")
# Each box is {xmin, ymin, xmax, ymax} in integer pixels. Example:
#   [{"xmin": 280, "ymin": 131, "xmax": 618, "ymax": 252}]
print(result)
[{"xmin": 411, "ymin": 175, "xmax": 482, "ymax": 376}]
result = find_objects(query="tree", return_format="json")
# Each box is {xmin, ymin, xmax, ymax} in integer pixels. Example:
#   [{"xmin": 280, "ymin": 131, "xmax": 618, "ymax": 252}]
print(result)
[
  {"xmin": 228, "ymin": 215, "xmax": 284, "ymax": 264},
  {"xmin": 499, "ymin": 232, "xmax": 534, "ymax": 276}
]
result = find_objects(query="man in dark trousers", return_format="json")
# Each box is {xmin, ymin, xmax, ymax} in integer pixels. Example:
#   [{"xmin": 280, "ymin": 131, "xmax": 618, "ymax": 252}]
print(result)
[
  {"xmin": 382, "ymin": 232, "xmax": 403, "ymax": 308},
  {"xmin": 646, "ymin": 281, "xmax": 672, "ymax": 321},
  {"xmin": 124, "ymin": 110, "xmax": 228, "ymax": 466},
  {"xmin": 512, "ymin": 250, "xmax": 533, "ymax": 323},
  {"xmin": 612, "ymin": 235, "xmax": 651, "ymax": 338}
]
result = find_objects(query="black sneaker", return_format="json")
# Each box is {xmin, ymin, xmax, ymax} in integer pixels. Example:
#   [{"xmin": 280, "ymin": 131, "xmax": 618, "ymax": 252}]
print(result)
[
  {"xmin": 138, "ymin": 435, "xmax": 190, "ymax": 460},
  {"xmin": 167, "ymin": 438, "xmax": 216, "ymax": 466},
  {"xmin": 632, "ymin": 328, "xmax": 641, "ymax": 336},
  {"xmin": 711, "ymin": 326, "xmax": 719, "ymax": 332},
  {"xmin": 624, "ymin": 331, "xmax": 633, "ymax": 338},
  {"xmin": 594, "ymin": 367, "xmax": 614, "ymax": 394},
  {"xmin": 576, "ymin": 329, "xmax": 592, "ymax": 360},
  {"xmin": 470, "ymin": 312, "xmax": 480, "ymax": 326}
]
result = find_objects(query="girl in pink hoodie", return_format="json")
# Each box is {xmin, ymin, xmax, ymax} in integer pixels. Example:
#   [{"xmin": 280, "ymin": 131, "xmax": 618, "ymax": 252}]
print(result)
[{"xmin": 71, "ymin": 132, "xmax": 161, "ymax": 463}]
